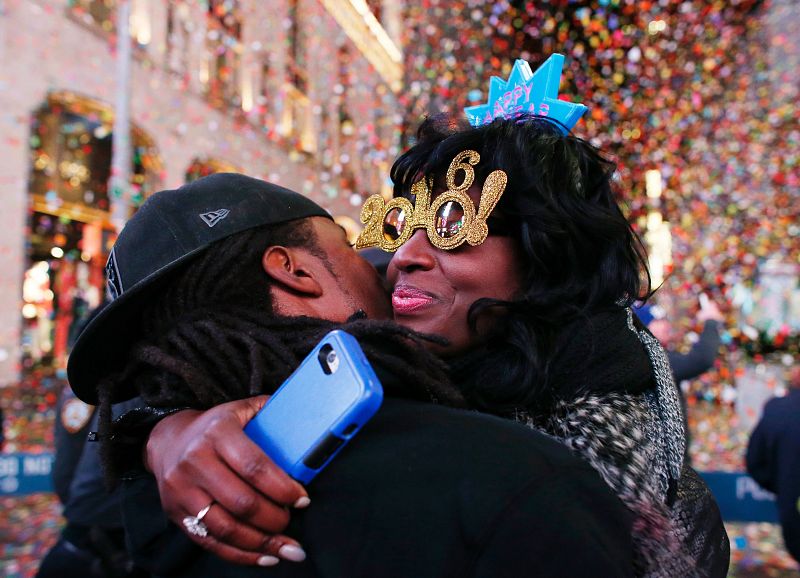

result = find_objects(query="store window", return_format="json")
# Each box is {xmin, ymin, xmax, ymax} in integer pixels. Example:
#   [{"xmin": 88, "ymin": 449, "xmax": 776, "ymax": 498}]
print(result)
[
  {"xmin": 280, "ymin": 0, "xmax": 315, "ymax": 154},
  {"xmin": 166, "ymin": 0, "xmax": 192, "ymax": 78},
  {"xmin": 204, "ymin": 0, "xmax": 243, "ymax": 108},
  {"xmin": 258, "ymin": 62, "xmax": 280, "ymax": 132},
  {"xmin": 338, "ymin": 45, "xmax": 354, "ymax": 141},
  {"xmin": 280, "ymin": 85, "xmax": 316, "ymax": 154},
  {"xmin": 69, "ymin": 0, "xmax": 116, "ymax": 32},
  {"xmin": 366, "ymin": 0, "xmax": 382, "ymax": 23},
  {"xmin": 25, "ymin": 92, "xmax": 161, "ymax": 371},
  {"xmin": 70, "ymin": 0, "xmax": 152, "ymax": 48},
  {"xmin": 185, "ymin": 157, "xmax": 241, "ymax": 182}
]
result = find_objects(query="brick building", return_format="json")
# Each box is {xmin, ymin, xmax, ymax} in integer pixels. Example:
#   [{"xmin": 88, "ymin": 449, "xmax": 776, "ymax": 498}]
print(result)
[{"xmin": 0, "ymin": 0, "xmax": 403, "ymax": 384}]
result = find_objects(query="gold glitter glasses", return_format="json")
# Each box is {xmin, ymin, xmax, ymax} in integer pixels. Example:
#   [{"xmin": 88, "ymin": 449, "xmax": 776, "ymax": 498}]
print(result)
[{"xmin": 355, "ymin": 150, "xmax": 508, "ymax": 252}]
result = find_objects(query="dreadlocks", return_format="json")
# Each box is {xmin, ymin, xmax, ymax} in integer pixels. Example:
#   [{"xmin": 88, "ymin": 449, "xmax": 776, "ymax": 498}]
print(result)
[{"xmin": 97, "ymin": 218, "xmax": 465, "ymax": 478}]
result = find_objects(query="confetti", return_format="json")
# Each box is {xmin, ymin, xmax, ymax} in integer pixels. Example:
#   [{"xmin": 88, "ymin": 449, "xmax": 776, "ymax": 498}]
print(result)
[{"xmin": 2, "ymin": 1, "xmax": 800, "ymax": 576}]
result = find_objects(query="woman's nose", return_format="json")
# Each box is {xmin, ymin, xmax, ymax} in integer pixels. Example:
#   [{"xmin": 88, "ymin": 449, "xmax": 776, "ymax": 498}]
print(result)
[{"xmin": 391, "ymin": 229, "xmax": 436, "ymax": 273}]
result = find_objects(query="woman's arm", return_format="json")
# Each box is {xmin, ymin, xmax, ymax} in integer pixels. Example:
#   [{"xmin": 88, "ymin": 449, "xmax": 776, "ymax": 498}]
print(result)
[{"xmin": 143, "ymin": 397, "xmax": 310, "ymax": 565}]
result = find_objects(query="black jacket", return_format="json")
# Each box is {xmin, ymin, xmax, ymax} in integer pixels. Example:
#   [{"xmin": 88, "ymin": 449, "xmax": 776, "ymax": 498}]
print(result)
[
  {"xmin": 667, "ymin": 321, "xmax": 721, "ymax": 383},
  {"xmin": 746, "ymin": 389, "xmax": 800, "ymax": 562},
  {"xmin": 124, "ymin": 399, "xmax": 635, "ymax": 577},
  {"xmin": 52, "ymin": 389, "xmax": 142, "ymax": 527}
]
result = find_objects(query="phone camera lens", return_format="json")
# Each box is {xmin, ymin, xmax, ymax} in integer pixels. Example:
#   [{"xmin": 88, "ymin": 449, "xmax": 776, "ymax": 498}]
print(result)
[
  {"xmin": 318, "ymin": 344, "xmax": 340, "ymax": 374},
  {"xmin": 326, "ymin": 351, "xmax": 339, "ymax": 373}
]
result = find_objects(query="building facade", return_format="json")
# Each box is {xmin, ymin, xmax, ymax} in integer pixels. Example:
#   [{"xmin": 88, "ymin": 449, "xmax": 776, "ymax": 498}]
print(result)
[{"xmin": 0, "ymin": 0, "xmax": 403, "ymax": 384}]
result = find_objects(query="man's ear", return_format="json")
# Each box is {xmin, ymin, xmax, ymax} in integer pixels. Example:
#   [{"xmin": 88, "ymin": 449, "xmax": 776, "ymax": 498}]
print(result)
[{"xmin": 262, "ymin": 246, "xmax": 324, "ymax": 297}]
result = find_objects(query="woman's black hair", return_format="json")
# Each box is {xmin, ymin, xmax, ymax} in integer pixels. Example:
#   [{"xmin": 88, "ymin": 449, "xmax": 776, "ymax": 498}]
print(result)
[
  {"xmin": 97, "ymin": 218, "xmax": 464, "ymax": 479},
  {"xmin": 391, "ymin": 113, "xmax": 652, "ymax": 413}
]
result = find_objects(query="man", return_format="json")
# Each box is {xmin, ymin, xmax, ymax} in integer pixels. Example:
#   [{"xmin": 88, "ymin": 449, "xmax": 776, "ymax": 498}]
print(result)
[
  {"xmin": 37, "ymin": 387, "xmax": 146, "ymax": 578},
  {"xmin": 644, "ymin": 298, "xmax": 724, "ymax": 383},
  {"xmin": 38, "ymin": 296, "xmax": 149, "ymax": 578},
  {"xmin": 68, "ymin": 173, "xmax": 635, "ymax": 576},
  {"xmin": 638, "ymin": 297, "xmax": 724, "ymax": 463},
  {"xmin": 746, "ymin": 365, "xmax": 800, "ymax": 563}
]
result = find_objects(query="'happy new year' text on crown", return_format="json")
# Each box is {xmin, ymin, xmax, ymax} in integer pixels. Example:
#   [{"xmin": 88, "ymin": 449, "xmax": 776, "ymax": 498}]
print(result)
[{"xmin": 464, "ymin": 53, "xmax": 588, "ymax": 134}]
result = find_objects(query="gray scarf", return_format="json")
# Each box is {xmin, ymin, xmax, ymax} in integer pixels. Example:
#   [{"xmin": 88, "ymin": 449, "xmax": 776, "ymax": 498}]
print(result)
[{"xmin": 514, "ymin": 308, "xmax": 729, "ymax": 577}]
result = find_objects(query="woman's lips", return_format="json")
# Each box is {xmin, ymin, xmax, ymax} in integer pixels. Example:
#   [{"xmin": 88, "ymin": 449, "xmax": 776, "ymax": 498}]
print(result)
[{"xmin": 392, "ymin": 285, "xmax": 437, "ymax": 314}]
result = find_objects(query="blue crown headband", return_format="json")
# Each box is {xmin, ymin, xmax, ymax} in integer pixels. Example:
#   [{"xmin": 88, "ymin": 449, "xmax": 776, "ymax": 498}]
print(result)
[{"xmin": 464, "ymin": 53, "xmax": 588, "ymax": 134}]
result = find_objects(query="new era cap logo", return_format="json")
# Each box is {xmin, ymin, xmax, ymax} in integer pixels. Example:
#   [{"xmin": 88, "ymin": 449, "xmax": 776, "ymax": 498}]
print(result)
[
  {"xmin": 105, "ymin": 248, "xmax": 123, "ymax": 300},
  {"xmin": 199, "ymin": 209, "xmax": 230, "ymax": 228}
]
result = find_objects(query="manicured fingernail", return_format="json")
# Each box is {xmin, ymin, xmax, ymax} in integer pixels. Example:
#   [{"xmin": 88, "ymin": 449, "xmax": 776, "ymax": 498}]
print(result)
[
  {"xmin": 293, "ymin": 496, "xmax": 311, "ymax": 509},
  {"xmin": 278, "ymin": 544, "xmax": 307, "ymax": 562},
  {"xmin": 257, "ymin": 555, "xmax": 280, "ymax": 567}
]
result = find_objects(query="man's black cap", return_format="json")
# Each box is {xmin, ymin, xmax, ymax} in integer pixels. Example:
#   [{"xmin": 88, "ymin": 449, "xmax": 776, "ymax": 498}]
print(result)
[{"xmin": 67, "ymin": 173, "xmax": 330, "ymax": 404}]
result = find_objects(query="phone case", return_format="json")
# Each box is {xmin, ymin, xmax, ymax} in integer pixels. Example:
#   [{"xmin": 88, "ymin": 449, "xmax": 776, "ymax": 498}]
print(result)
[{"xmin": 244, "ymin": 330, "xmax": 383, "ymax": 483}]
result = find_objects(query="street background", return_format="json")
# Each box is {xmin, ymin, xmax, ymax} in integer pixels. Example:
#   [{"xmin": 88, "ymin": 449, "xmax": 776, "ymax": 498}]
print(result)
[{"xmin": 0, "ymin": 1, "xmax": 799, "ymax": 576}]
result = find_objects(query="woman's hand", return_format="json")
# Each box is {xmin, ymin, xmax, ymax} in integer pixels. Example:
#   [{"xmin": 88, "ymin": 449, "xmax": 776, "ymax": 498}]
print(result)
[
  {"xmin": 145, "ymin": 397, "xmax": 310, "ymax": 567},
  {"xmin": 697, "ymin": 297, "xmax": 724, "ymax": 324}
]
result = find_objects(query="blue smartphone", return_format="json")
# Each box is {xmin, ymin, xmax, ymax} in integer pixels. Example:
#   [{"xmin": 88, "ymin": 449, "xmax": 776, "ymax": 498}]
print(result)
[{"xmin": 244, "ymin": 330, "xmax": 383, "ymax": 484}]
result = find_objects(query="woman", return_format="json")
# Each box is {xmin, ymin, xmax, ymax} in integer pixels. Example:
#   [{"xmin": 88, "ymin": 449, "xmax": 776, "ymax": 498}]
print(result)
[
  {"xmin": 374, "ymin": 113, "xmax": 729, "ymax": 576},
  {"xmin": 119, "ymin": 115, "xmax": 728, "ymax": 576}
]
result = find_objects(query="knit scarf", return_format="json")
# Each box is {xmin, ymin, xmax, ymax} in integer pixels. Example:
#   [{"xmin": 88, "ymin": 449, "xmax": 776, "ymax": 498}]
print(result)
[{"xmin": 454, "ymin": 306, "xmax": 728, "ymax": 577}]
